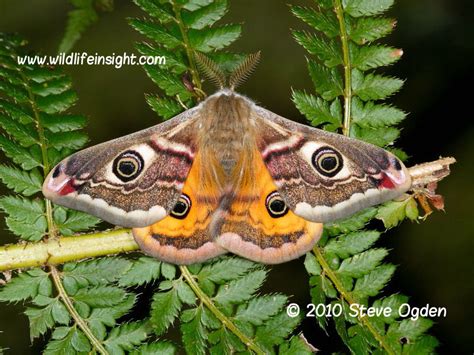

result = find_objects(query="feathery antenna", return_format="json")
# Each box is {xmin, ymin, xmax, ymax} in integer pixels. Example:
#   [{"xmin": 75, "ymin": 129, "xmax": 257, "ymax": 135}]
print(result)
[
  {"xmin": 229, "ymin": 51, "xmax": 261, "ymax": 90},
  {"xmin": 194, "ymin": 51, "xmax": 226, "ymax": 89}
]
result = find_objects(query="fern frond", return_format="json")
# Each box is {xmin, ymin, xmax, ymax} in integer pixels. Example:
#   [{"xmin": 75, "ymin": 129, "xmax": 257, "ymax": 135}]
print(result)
[
  {"xmin": 291, "ymin": 1, "xmax": 439, "ymax": 353},
  {"xmin": 59, "ymin": 0, "xmax": 114, "ymax": 53}
]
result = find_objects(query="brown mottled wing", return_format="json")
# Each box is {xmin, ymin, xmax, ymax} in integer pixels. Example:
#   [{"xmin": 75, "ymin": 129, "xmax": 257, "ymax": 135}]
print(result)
[
  {"xmin": 133, "ymin": 153, "xmax": 226, "ymax": 265},
  {"xmin": 214, "ymin": 151, "xmax": 323, "ymax": 264},
  {"xmin": 42, "ymin": 106, "xmax": 200, "ymax": 227},
  {"xmin": 252, "ymin": 105, "xmax": 412, "ymax": 222}
]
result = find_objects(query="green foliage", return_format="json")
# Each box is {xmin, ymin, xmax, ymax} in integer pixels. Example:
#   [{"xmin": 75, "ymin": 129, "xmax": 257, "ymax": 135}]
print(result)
[
  {"xmin": 130, "ymin": 0, "xmax": 244, "ymax": 119},
  {"xmin": 0, "ymin": 34, "xmax": 100, "ymax": 241},
  {"xmin": 59, "ymin": 0, "xmax": 114, "ymax": 53},
  {"xmin": 0, "ymin": 0, "xmax": 442, "ymax": 353},
  {"xmin": 147, "ymin": 257, "xmax": 303, "ymax": 354},
  {"xmin": 291, "ymin": 1, "xmax": 437, "ymax": 353}
]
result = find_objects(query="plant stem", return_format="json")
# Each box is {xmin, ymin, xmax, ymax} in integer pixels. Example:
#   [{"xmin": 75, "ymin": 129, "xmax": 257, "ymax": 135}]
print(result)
[
  {"xmin": 313, "ymin": 247, "xmax": 395, "ymax": 354},
  {"xmin": 180, "ymin": 265, "xmax": 266, "ymax": 355},
  {"xmin": 172, "ymin": 2, "xmax": 203, "ymax": 98},
  {"xmin": 334, "ymin": 0, "xmax": 352, "ymax": 137},
  {"xmin": 50, "ymin": 266, "xmax": 108, "ymax": 355},
  {"xmin": 0, "ymin": 229, "xmax": 138, "ymax": 271}
]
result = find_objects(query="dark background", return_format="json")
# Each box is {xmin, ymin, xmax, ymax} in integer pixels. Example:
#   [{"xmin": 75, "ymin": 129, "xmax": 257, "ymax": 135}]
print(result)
[{"xmin": 0, "ymin": 0, "xmax": 473, "ymax": 353}]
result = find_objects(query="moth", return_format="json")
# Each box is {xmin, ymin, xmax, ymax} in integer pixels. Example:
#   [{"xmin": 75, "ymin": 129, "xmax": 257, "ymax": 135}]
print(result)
[{"xmin": 42, "ymin": 55, "xmax": 411, "ymax": 265}]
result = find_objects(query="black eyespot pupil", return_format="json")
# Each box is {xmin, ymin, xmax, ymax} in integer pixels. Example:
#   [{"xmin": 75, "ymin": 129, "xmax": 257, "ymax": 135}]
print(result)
[
  {"xmin": 173, "ymin": 201, "xmax": 187, "ymax": 215},
  {"xmin": 118, "ymin": 161, "xmax": 136, "ymax": 176},
  {"xmin": 270, "ymin": 199, "xmax": 286, "ymax": 213},
  {"xmin": 112, "ymin": 150, "xmax": 144, "ymax": 182},
  {"xmin": 266, "ymin": 191, "xmax": 288, "ymax": 218},
  {"xmin": 170, "ymin": 194, "xmax": 191, "ymax": 219},
  {"xmin": 311, "ymin": 146, "xmax": 344, "ymax": 177},
  {"xmin": 321, "ymin": 156, "xmax": 337, "ymax": 171}
]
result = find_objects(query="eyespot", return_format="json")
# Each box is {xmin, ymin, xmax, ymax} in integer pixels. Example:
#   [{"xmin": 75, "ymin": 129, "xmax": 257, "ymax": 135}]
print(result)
[
  {"xmin": 311, "ymin": 146, "xmax": 343, "ymax": 177},
  {"xmin": 170, "ymin": 194, "xmax": 191, "ymax": 219},
  {"xmin": 265, "ymin": 191, "xmax": 288, "ymax": 218},
  {"xmin": 112, "ymin": 150, "xmax": 144, "ymax": 182}
]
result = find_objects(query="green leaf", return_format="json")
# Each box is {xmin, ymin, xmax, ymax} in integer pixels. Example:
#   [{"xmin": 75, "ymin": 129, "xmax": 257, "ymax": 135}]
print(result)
[
  {"xmin": 44, "ymin": 327, "xmax": 91, "ymax": 354},
  {"xmin": 255, "ymin": 311, "xmax": 301, "ymax": 350},
  {"xmin": 292, "ymin": 90, "xmax": 340, "ymax": 129},
  {"xmin": 176, "ymin": 279, "xmax": 196, "ymax": 305},
  {"xmin": 55, "ymin": 209, "xmax": 101, "ymax": 235},
  {"xmin": 351, "ymin": 124, "xmax": 400, "ymax": 146},
  {"xmin": 198, "ymin": 257, "xmax": 257, "ymax": 284},
  {"xmin": 0, "ymin": 99, "xmax": 33, "ymax": 124},
  {"xmin": 63, "ymin": 257, "xmax": 132, "ymax": 287},
  {"xmin": 350, "ymin": 17, "xmax": 395, "ymax": 44},
  {"xmin": 352, "ymin": 44, "xmax": 402, "ymax": 70},
  {"xmin": 352, "ymin": 70, "xmax": 404, "ymax": 100},
  {"xmin": 0, "ymin": 114, "xmax": 38, "ymax": 147},
  {"xmin": 0, "ymin": 165, "xmax": 42, "ymax": 196},
  {"xmin": 0, "ymin": 196, "xmax": 43, "ymax": 221},
  {"xmin": 376, "ymin": 197, "xmax": 415, "ymax": 228},
  {"xmin": 150, "ymin": 287, "xmax": 182, "ymax": 335},
  {"xmin": 214, "ymin": 269, "xmax": 266, "ymax": 305},
  {"xmin": 41, "ymin": 114, "xmax": 86, "ymax": 133},
  {"xmin": 325, "ymin": 207, "xmax": 377, "ymax": 236},
  {"xmin": 31, "ymin": 76, "xmax": 72, "ymax": 97},
  {"xmin": 59, "ymin": 0, "xmax": 99, "ymax": 53},
  {"xmin": 337, "ymin": 248, "xmax": 388, "ymax": 277},
  {"xmin": 45, "ymin": 130, "xmax": 88, "ymax": 150},
  {"xmin": 307, "ymin": 59, "xmax": 343, "ymax": 101},
  {"xmin": 146, "ymin": 95, "xmax": 183, "ymax": 120},
  {"xmin": 353, "ymin": 264, "xmax": 396, "ymax": 298},
  {"xmin": 88, "ymin": 295, "xmax": 137, "ymax": 339},
  {"xmin": 0, "ymin": 269, "xmax": 52, "ymax": 302},
  {"xmin": 235, "ymin": 294, "xmax": 287, "ymax": 325},
  {"xmin": 104, "ymin": 321, "xmax": 149, "ymax": 354},
  {"xmin": 25, "ymin": 306, "xmax": 55, "ymax": 340},
  {"xmin": 372, "ymin": 294, "xmax": 409, "ymax": 324},
  {"xmin": 119, "ymin": 257, "xmax": 161, "ymax": 286},
  {"xmin": 293, "ymin": 31, "xmax": 342, "ymax": 67},
  {"xmin": 144, "ymin": 65, "xmax": 191, "ymax": 99},
  {"xmin": 183, "ymin": 0, "xmax": 213, "ymax": 11},
  {"xmin": 130, "ymin": 20, "xmax": 182, "ymax": 49},
  {"xmin": 279, "ymin": 335, "xmax": 313, "ymax": 355},
  {"xmin": 73, "ymin": 286, "xmax": 126, "ymax": 307},
  {"xmin": 181, "ymin": 306, "xmax": 207, "ymax": 355},
  {"xmin": 133, "ymin": 0, "xmax": 175, "ymax": 24},
  {"xmin": 325, "ymin": 230, "xmax": 380, "ymax": 258},
  {"xmin": 402, "ymin": 334, "xmax": 439, "ymax": 354},
  {"xmin": 5, "ymin": 215, "xmax": 47, "ymax": 241},
  {"xmin": 188, "ymin": 24, "xmax": 241, "ymax": 52},
  {"xmin": 0, "ymin": 135, "xmax": 42, "ymax": 169},
  {"xmin": 291, "ymin": 6, "xmax": 339, "ymax": 38},
  {"xmin": 352, "ymin": 97, "xmax": 406, "ymax": 127},
  {"xmin": 182, "ymin": 0, "xmax": 228, "ymax": 30},
  {"xmin": 344, "ymin": 0, "xmax": 394, "ymax": 17},
  {"xmin": 131, "ymin": 341, "xmax": 177, "ymax": 355},
  {"xmin": 304, "ymin": 252, "xmax": 322, "ymax": 275},
  {"xmin": 36, "ymin": 90, "xmax": 78, "ymax": 114},
  {"xmin": 161, "ymin": 262, "xmax": 176, "ymax": 280}
]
